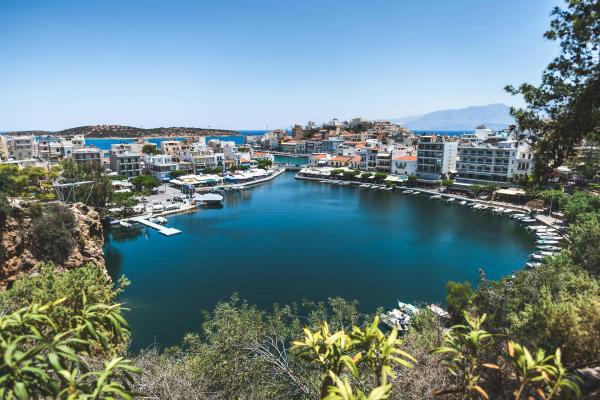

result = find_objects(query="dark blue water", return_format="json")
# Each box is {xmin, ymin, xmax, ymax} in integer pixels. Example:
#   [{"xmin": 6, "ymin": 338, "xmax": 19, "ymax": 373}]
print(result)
[{"xmin": 105, "ymin": 172, "xmax": 533, "ymax": 350}]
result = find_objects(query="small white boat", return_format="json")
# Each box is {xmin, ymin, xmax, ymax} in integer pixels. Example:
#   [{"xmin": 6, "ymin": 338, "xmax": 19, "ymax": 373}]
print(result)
[
  {"xmin": 536, "ymin": 239, "xmax": 559, "ymax": 245},
  {"xmin": 538, "ymin": 245, "xmax": 561, "ymax": 251},
  {"xmin": 430, "ymin": 194, "xmax": 442, "ymax": 200},
  {"xmin": 446, "ymin": 198, "xmax": 456, "ymax": 203},
  {"xmin": 397, "ymin": 301, "xmax": 419, "ymax": 316},
  {"xmin": 404, "ymin": 190, "xmax": 413, "ymax": 194},
  {"xmin": 427, "ymin": 304, "xmax": 450, "ymax": 318},
  {"xmin": 459, "ymin": 200, "xmax": 467, "ymax": 205}
]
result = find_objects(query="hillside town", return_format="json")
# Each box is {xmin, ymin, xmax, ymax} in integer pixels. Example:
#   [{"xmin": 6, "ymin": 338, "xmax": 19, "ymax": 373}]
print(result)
[{"xmin": 1, "ymin": 117, "xmax": 596, "ymax": 195}]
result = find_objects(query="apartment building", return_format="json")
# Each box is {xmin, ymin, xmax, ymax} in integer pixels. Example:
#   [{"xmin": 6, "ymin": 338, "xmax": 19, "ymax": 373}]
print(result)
[
  {"xmin": 416, "ymin": 136, "xmax": 458, "ymax": 181},
  {"xmin": 456, "ymin": 141, "xmax": 518, "ymax": 185}
]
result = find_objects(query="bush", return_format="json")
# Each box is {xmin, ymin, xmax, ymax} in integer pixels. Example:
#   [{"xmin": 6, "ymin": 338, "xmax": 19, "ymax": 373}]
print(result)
[
  {"xmin": 445, "ymin": 280, "xmax": 473, "ymax": 318},
  {"xmin": 569, "ymin": 215, "xmax": 600, "ymax": 275},
  {"xmin": 29, "ymin": 203, "xmax": 77, "ymax": 264},
  {"xmin": 170, "ymin": 169, "xmax": 189, "ymax": 178},
  {"xmin": 374, "ymin": 172, "xmax": 388, "ymax": 181}
]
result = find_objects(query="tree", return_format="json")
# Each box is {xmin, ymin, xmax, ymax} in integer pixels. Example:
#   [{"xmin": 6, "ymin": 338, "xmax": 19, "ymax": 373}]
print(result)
[
  {"xmin": 361, "ymin": 172, "xmax": 373, "ymax": 179},
  {"xmin": 130, "ymin": 174, "xmax": 160, "ymax": 193},
  {"xmin": 257, "ymin": 159, "xmax": 273, "ymax": 169},
  {"xmin": 441, "ymin": 178, "xmax": 454, "ymax": 188},
  {"xmin": 170, "ymin": 169, "xmax": 189, "ymax": 178},
  {"xmin": 142, "ymin": 144, "xmax": 160, "ymax": 155},
  {"xmin": 445, "ymin": 281, "xmax": 473, "ymax": 319},
  {"xmin": 374, "ymin": 172, "xmax": 388, "ymax": 181},
  {"xmin": 569, "ymin": 215, "xmax": 600, "ymax": 274},
  {"xmin": 506, "ymin": 0, "xmax": 600, "ymax": 178}
]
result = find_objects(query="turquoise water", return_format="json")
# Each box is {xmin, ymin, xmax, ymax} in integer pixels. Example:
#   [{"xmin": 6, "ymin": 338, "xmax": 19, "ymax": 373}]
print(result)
[
  {"xmin": 105, "ymin": 172, "xmax": 534, "ymax": 350},
  {"xmin": 86, "ymin": 134, "xmax": 252, "ymax": 150}
]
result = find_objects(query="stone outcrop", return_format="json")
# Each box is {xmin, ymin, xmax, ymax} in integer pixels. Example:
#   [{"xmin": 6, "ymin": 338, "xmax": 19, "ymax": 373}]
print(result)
[{"xmin": 0, "ymin": 202, "xmax": 106, "ymax": 289}]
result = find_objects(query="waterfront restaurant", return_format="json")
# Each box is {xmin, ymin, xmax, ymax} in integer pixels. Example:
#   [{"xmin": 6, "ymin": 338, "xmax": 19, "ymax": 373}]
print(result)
[
  {"xmin": 223, "ymin": 168, "xmax": 270, "ymax": 184},
  {"xmin": 169, "ymin": 174, "xmax": 223, "ymax": 188}
]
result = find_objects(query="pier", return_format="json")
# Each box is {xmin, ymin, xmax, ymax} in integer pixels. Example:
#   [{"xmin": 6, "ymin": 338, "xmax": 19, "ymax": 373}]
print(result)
[{"xmin": 130, "ymin": 216, "xmax": 182, "ymax": 236}]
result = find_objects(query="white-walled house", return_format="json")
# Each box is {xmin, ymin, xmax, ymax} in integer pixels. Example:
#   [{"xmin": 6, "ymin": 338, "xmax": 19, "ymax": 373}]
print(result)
[{"xmin": 392, "ymin": 155, "xmax": 417, "ymax": 176}]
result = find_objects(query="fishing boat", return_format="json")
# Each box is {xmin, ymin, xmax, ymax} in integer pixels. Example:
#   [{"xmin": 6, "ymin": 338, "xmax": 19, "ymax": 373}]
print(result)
[
  {"xmin": 397, "ymin": 301, "xmax": 419, "ymax": 316},
  {"xmin": 430, "ymin": 194, "xmax": 442, "ymax": 200},
  {"xmin": 446, "ymin": 198, "xmax": 456, "ymax": 203},
  {"xmin": 537, "ymin": 245, "xmax": 561, "ymax": 251}
]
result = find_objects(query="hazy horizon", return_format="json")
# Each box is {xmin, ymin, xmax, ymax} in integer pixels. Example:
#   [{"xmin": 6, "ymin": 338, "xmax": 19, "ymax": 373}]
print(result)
[{"xmin": 1, "ymin": 0, "xmax": 558, "ymax": 131}]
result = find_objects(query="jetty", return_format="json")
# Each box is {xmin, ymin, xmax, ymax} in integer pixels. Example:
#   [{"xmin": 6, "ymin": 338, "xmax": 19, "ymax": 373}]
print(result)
[{"xmin": 130, "ymin": 216, "xmax": 182, "ymax": 236}]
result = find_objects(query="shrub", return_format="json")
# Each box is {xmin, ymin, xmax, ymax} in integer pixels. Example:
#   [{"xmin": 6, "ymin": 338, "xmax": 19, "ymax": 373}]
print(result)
[{"xmin": 29, "ymin": 203, "xmax": 77, "ymax": 264}]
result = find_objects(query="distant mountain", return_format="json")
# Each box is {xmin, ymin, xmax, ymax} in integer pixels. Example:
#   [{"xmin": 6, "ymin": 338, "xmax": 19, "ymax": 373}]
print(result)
[
  {"xmin": 7, "ymin": 125, "xmax": 239, "ymax": 138},
  {"xmin": 394, "ymin": 104, "xmax": 514, "ymax": 131}
]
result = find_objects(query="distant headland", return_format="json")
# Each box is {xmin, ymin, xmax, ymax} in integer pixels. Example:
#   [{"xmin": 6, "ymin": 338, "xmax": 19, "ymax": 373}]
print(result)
[{"xmin": 6, "ymin": 125, "xmax": 240, "ymax": 138}]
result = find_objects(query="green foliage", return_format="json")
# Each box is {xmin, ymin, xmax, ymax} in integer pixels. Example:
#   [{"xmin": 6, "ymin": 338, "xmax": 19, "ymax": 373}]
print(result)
[
  {"xmin": 60, "ymin": 159, "xmax": 113, "ymax": 209},
  {"xmin": 374, "ymin": 172, "xmax": 387, "ymax": 181},
  {"xmin": 536, "ymin": 190, "xmax": 566, "ymax": 211},
  {"xmin": 569, "ymin": 216, "xmax": 600, "ymax": 274},
  {"xmin": 361, "ymin": 172, "xmax": 373, "ymax": 179},
  {"xmin": 201, "ymin": 166, "xmax": 222, "ymax": 174},
  {"xmin": 130, "ymin": 175, "xmax": 160, "ymax": 193},
  {"xmin": 445, "ymin": 281, "xmax": 473, "ymax": 319},
  {"xmin": 0, "ymin": 296, "xmax": 139, "ymax": 399},
  {"xmin": 0, "ymin": 263, "xmax": 130, "ymax": 348},
  {"xmin": 343, "ymin": 170, "xmax": 360, "ymax": 179},
  {"xmin": 331, "ymin": 169, "xmax": 344, "ymax": 175},
  {"xmin": 0, "ymin": 192, "xmax": 10, "ymax": 222},
  {"xmin": 432, "ymin": 313, "xmax": 494, "ymax": 399},
  {"xmin": 141, "ymin": 144, "xmax": 160, "ymax": 155},
  {"xmin": 407, "ymin": 175, "xmax": 417, "ymax": 181},
  {"xmin": 293, "ymin": 316, "xmax": 414, "ymax": 399},
  {"xmin": 433, "ymin": 313, "xmax": 581, "ymax": 399},
  {"xmin": 29, "ymin": 203, "xmax": 77, "ymax": 264},
  {"xmin": 506, "ymin": 0, "xmax": 600, "ymax": 176},
  {"xmin": 471, "ymin": 254, "xmax": 600, "ymax": 365},
  {"xmin": 169, "ymin": 169, "xmax": 189, "ymax": 178},
  {"xmin": 507, "ymin": 341, "xmax": 581, "ymax": 399},
  {"xmin": 0, "ymin": 165, "xmax": 52, "ymax": 198},
  {"xmin": 441, "ymin": 179, "xmax": 454, "ymax": 187},
  {"xmin": 257, "ymin": 159, "xmax": 273, "ymax": 169},
  {"xmin": 563, "ymin": 191, "xmax": 600, "ymax": 222}
]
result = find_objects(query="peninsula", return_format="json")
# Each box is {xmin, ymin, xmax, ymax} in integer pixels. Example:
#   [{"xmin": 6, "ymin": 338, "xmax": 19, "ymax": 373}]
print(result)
[{"xmin": 6, "ymin": 124, "xmax": 240, "ymax": 138}]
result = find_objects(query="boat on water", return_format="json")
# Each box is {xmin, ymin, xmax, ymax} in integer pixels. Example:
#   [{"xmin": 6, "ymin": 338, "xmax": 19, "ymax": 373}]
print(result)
[
  {"xmin": 459, "ymin": 200, "xmax": 467, "ymax": 205},
  {"xmin": 538, "ymin": 245, "xmax": 561, "ymax": 251},
  {"xmin": 149, "ymin": 216, "xmax": 168, "ymax": 225},
  {"xmin": 427, "ymin": 304, "xmax": 450, "ymax": 318},
  {"xmin": 526, "ymin": 262, "xmax": 542, "ymax": 269},
  {"xmin": 536, "ymin": 239, "xmax": 560, "ymax": 245},
  {"xmin": 397, "ymin": 301, "xmax": 419, "ymax": 316},
  {"xmin": 404, "ymin": 189, "xmax": 413, "ymax": 194},
  {"xmin": 530, "ymin": 253, "xmax": 545, "ymax": 261},
  {"xmin": 446, "ymin": 198, "xmax": 455, "ymax": 203},
  {"xmin": 430, "ymin": 194, "xmax": 442, "ymax": 200}
]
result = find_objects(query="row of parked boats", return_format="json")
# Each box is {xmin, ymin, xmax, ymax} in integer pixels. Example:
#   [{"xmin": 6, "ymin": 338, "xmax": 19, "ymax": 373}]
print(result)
[{"xmin": 381, "ymin": 301, "xmax": 450, "ymax": 332}]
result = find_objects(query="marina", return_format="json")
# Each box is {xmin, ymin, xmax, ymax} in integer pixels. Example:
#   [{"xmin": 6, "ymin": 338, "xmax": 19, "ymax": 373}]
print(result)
[{"xmin": 106, "ymin": 172, "xmax": 535, "ymax": 350}]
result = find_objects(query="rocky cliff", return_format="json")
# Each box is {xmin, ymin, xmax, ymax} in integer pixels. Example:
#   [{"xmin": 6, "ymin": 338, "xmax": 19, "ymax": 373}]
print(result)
[{"xmin": 0, "ymin": 203, "xmax": 106, "ymax": 289}]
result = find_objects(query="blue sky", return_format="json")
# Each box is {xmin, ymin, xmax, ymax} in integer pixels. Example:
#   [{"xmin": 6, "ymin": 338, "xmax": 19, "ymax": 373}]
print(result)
[{"xmin": 0, "ymin": 0, "xmax": 559, "ymax": 131}]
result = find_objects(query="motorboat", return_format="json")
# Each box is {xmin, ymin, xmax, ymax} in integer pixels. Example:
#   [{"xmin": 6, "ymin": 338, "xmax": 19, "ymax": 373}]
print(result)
[
  {"xmin": 536, "ymin": 239, "xmax": 560, "ymax": 245},
  {"xmin": 446, "ymin": 198, "xmax": 456, "ymax": 203},
  {"xmin": 397, "ymin": 301, "xmax": 419, "ymax": 316},
  {"xmin": 430, "ymin": 194, "xmax": 442, "ymax": 200}
]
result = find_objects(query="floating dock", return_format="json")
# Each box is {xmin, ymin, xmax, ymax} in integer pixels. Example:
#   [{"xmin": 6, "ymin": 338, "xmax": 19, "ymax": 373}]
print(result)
[{"xmin": 130, "ymin": 216, "xmax": 182, "ymax": 236}]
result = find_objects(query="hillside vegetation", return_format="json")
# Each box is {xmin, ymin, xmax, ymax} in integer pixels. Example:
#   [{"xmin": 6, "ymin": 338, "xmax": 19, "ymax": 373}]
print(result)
[{"xmin": 8, "ymin": 125, "xmax": 239, "ymax": 138}]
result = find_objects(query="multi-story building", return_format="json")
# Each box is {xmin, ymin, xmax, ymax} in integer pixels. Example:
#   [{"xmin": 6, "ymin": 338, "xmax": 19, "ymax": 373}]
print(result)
[
  {"xmin": 109, "ymin": 143, "xmax": 142, "ymax": 177},
  {"xmin": 391, "ymin": 155, "xmax": 417, "ymax": 176},
  {"xmin": 7, "ymin": 135, "xmax": 36, "ymax": 160},
  {"xmin": 358, "ymin": 147, "xmax": 378, "ymax": 172},
  {"xmin": 375, "ymin": 152, "xmax": 392, "ymax": 173},
  {"xmin": 73, "ymin": 147, "xmax": 103, "ymax": 165},
  {"xmin": 144, "ymin": 154, "xmax": 178, "ymax": 181},
  {"xmin": 322, "ymin": 137, "xmax": 345, "ymax": 153},
  {"xmin": 416, "ymin": 135, "xmax": 458, "ymax": 181},
  {"xmin": 456, "ymin": 141, "xmax": 518, "ymax": 185},
  {"xmin": 0, "ymin": 136, "xmax": 9, "ymax": 160}
]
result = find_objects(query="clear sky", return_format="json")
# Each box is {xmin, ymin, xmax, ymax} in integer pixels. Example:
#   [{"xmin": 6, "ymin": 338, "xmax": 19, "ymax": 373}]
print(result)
[{"xmin": 0, "ymin": 0, "xmax": 560, "ymax": 131}]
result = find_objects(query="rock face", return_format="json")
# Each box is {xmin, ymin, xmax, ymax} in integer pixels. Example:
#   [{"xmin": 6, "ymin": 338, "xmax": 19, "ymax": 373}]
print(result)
[{"xmin": 0, "ymin": 203, "xmax": 106, "ymax": 289}]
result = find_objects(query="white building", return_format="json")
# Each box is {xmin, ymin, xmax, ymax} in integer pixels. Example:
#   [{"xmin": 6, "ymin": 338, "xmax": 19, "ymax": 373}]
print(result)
[
  {"xmin": 7, "ymin": 135, "xmax": 35, "ymax": 160},
  {"xmin": 416, "ymin": 135, "xmax": 458, "ymax": 181},
  {"xmin": 144, "ymin": 154, "xmax": 178, "ymax": 180},
  {"xmin": 456, "ymin": 141, "xmax": 518, "ymax": 185},
  {"xmin": 391, "ymin": 155, "xmax": 417, "ymax": 176},
  {"xmin": 109, "ymin": 143, "xmax": 142, "ymax": 177},
  {"xmin": 73, "ymin": 147, "xmax": 102, "ymax": 165}
]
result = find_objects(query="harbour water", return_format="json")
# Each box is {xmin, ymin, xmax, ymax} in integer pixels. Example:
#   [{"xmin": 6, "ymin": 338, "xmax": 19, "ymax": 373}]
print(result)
[{"xmin": 105, "ymin": 172, "xmax": 534, "ymax": 350}]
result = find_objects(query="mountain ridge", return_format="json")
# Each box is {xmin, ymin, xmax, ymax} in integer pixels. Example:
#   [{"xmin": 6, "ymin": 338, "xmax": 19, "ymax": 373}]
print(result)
[
  {"xmin": 392, "ymin": 103, "xmax": 514, "ymax": 131},
  {"xmin": 5, "ymin": 125, "xmax": 240, "ymax": 138}
]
